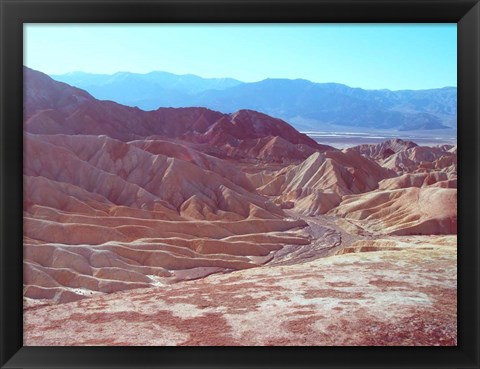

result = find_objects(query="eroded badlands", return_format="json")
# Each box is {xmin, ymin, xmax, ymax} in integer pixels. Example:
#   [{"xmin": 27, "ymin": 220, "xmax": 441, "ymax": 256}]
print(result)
[{"xmin": 23, "ymin": 67, "xmax": 457, "ymax": 346}]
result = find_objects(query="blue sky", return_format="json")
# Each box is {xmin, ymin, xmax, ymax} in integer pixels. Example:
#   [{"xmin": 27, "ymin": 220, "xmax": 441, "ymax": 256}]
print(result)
[{"xmin": 24, "ymin": 24, "xmax": 456, "ymax": 90}]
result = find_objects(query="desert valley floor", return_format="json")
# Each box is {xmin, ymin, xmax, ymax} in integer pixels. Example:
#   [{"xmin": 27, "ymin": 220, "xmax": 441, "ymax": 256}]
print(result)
[{"xmin": 23, "ymin": 67, "xmax": 457, "ymax": 346}]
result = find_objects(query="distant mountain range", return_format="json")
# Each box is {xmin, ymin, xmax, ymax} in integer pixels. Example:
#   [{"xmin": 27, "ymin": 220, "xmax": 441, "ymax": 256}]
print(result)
[{"xmin": 51, "ymin": 70, "xmax": 457, "ymax": 132}]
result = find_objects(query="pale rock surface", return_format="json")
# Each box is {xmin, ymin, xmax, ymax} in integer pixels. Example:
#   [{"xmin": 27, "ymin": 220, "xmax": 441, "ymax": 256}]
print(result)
[
  {"xmin": 24, "ymin": 236, "xmax": 456, "ymax": 346},
  {"xmin": 330, "ymin": 187, "xmax": 457, "ymax": 235}
]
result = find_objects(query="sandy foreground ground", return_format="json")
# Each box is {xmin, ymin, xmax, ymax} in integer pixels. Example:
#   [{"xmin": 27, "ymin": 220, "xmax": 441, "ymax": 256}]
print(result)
[{"xmin": 24, "ymin": 235, "xmax": 456, "ymax": 346}]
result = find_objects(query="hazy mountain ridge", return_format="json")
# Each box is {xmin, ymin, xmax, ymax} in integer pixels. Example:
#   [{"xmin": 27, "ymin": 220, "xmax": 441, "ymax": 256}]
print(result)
[
  {"xmin": 51, "ymin": 71, "xmax": 457, "ymax": 132},
  {"xmin": 51, "ymin": 70, "xmax": 243, "ymax": 109}
]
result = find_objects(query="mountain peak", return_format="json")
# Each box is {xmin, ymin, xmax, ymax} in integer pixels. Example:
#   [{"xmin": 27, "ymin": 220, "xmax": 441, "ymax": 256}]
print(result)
[{"xmin": 24, "ymin": 67, "xmax": 94, "ymax": 119}]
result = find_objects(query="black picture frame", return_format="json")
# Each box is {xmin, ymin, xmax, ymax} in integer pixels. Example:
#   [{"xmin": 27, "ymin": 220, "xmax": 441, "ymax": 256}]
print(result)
[{"xmin": 1, "ymin": 0, "xmax": 479, "ymax": 368}]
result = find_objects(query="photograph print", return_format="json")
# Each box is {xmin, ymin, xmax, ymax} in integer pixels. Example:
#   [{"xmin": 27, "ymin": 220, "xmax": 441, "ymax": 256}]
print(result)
[{"xmin": 23, "ymin": 23, "xmax": 457, "ymax": 346}]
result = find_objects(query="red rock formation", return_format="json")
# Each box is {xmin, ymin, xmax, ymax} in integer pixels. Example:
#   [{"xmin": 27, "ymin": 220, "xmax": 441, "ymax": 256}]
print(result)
[
  {"xmin": 258, "ymin": 150, "xmax": 395, "ymax": 215},
  {"xmin": 381, "ymin": 145, "xmax": 457, "ymax": 173},
  {"xmin": 378, "ymin": 171, "xmax": 456, "ymax": 190},
  {"xmin": 24, "ymin": 68, "xmax": 334, "ymax": 163},
  {"xmin": 347, "ymin": 138, "xmax": 418, "ymax": 161},
  {"xmin": 348, "ymin": 139, "xmax": 457, "ymax": 176}
]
